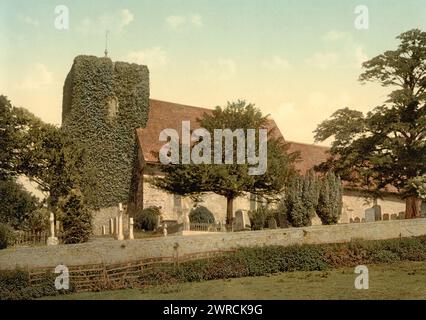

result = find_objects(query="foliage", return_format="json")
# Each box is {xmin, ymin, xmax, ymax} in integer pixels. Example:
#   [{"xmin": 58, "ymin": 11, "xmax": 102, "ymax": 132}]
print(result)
[
  {"xmin": 169, "ymin": 236, "xmax": 426, "ymax": 284},
  {"xmin": 316, "ymin": 172, "xmax": 343, "ymax": 225},
  {"xmin": 58, "ymin": 188, "xmax": 92, "ymax": 244},
  {"xmin": 62, "ymin": 56, "xmax": 150, "ymax": 208},
  {"xmin": 189, "ymin": 206, "xmax": 215, "ymax": 224},
  {"xmin": 152, "ymin": 100, "xmax": 299, "ymax": 228},
  {"xmin": 0, "ymin": 223, "xmax": 15, "ymax": 250},
  {"xmin": 281, "ymin": 170, "xmax": 320, "ymax": 227},
  {"xmin": 248, "ymin": 206, "xmax": 273, "ymax": 230},
  {"xmin": 24, "ymin": 207, "xmax": 50, "ymax": 233},
  {"xmin": 408, "ymin": 175, "xmax": 426, "ymax": 199},
  {"xmin": 0, "ymin": 270, "xmax": 74, "ymax": 300},
  {"xmin": 314, "ymin": 29, "xmax": 426, "ymax": 217},
  {"xmin": 134, "ymin": 206, "xmax": 161, "ymax": 231},
  {"xmin": 0, "ymin": 178, "xmax": 39, "ymax": 229}
]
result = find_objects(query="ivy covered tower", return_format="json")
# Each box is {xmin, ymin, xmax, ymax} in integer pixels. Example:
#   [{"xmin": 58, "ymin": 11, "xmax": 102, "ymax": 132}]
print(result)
[{"xmin": 62, "ymin": 55, "xmax": 150, "ymax": 210}]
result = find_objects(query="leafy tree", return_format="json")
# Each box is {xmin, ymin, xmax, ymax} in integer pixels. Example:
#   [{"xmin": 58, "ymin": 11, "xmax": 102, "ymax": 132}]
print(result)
[
  {"xmin": 316, "ymin": 172, "xmax": 343, "ymax": 225},
  {"xmin": 314, "ymin": 29, "xmax": 426, "ymax": 218},
  {"xmin": 151, "ymin": 100, "xmax": 298, "ymax": 230},
  {"xmin": 0, "ymin": 178, "xmax": 39, "ymax": 229}
]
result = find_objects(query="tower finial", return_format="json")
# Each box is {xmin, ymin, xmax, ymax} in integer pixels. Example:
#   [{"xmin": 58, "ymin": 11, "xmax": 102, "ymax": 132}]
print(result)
[{"xmin": 104, "ymin": 30, "xmax": 110, "ymax": 57}]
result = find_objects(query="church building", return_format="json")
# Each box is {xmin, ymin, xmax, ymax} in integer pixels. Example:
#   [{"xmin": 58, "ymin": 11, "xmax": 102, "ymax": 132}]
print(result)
[{"xmin": 62, "ymin": 55, "xmax": 419, "ymax": 235}]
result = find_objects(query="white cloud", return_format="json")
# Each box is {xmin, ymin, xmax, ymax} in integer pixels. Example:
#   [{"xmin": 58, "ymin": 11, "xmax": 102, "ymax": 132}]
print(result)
[
  {"xmin": 18, "ymin": 15, "xmax": 39, "ymax": 27},
  {"xmin": 166, "ymin": 14, "xmax": 203, "ymax": 30},
  {"xmin": 312, "ymin": 30, "xmax": 369, "ymax": 69},
  {"xmin": 262, "ymin": 56, "xmax": 290, "ymax": 70},
  {"xmin": 201, "ymin": 59, "xmax": 237, "ymax": 80},
  {"xmin": 191, "ymin": 14, "xmax": 203, "ymax": 27},
  {"xmin": 21, "ymin": 63, "xmax": 53, "ymax": 90},
  {"xmin": 125, "ymin": 47, "xmax": 169, "ymax": 69},
  {"xmin": 306, "ymin": 52, "xmax": 339, "ymax": 70},
  {"xmin": 322, "ymin": 30, "xmax": 347, "ymax": 41},
  {"xmin": 77, "ymin": 9, "xmax": 134, "ymax": 34}
]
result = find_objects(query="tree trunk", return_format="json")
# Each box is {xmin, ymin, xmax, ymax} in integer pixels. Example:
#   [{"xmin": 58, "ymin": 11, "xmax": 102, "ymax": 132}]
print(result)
[
  {"xmin": 405, "ymin": 195, "xmax": 421, "ymax": 219},
  {"xmin": 226, "ymin": 196, "xmax": 234, "ymax": 231}
]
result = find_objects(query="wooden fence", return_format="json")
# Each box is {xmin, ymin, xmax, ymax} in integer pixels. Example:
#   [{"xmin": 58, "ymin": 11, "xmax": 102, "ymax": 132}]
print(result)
[
  {"xmin": 27, "ymin": 249, "xmax": 236, "ymax": 292},
  {"xmin": 12, "ymin": 230, "xmax": 64, "ymax": 247}
]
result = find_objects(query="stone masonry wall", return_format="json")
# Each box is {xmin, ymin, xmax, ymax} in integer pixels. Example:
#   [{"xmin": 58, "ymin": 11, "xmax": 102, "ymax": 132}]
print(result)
[{"xmin": 1, "ymin": 218, "xmax": 426, "ymax": 270}]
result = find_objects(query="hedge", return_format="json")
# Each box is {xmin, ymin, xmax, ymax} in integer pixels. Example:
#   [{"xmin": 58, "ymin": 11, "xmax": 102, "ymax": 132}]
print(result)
[
  {"xmin": 62, "ymin": 55, "xmax": 150, "ymax": 208},
  {"xmin": 1, "ymin": 236, "xmax": 426, "ymax": 299},
  {"xmin": 0, "ymin": 270, "xmax": 74, "ymax": 300}
]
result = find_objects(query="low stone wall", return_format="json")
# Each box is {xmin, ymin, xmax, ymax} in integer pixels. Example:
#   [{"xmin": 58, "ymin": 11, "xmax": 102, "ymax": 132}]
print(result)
[{"xmin": 1, "ymin": 218, "xmax": 426, "ymax": 270}]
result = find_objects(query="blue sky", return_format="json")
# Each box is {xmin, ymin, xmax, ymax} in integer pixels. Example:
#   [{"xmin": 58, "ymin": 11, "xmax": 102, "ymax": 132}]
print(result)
[{"xmin": 1, "ymin": 0, "xmax": 426, "ymax": 144}]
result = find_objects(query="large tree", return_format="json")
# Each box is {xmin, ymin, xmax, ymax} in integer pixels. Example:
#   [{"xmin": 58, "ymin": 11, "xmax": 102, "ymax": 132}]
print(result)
[
  {"xmin": 314, "ymin": 29, "xmax": 426, "ymax": 218},
  {"xmin": 152, "ymin": 100, "xmax": 299, "ymax": 229},
  {"xmin": 0, "ymin": 95, "xmax": 93, "ymax": 207}
]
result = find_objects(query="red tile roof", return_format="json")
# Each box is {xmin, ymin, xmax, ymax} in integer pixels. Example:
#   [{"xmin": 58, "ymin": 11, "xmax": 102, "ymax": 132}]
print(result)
[{"xmin": 136, "ymin": 99, "xmax": 286, "ymax": 163}]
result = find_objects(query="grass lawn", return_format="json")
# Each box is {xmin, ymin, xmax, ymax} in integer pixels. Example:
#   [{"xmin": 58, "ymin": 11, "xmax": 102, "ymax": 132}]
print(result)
[{"xmin": 44, "ymin": 261, "xmax": 426, "ymax": 300}]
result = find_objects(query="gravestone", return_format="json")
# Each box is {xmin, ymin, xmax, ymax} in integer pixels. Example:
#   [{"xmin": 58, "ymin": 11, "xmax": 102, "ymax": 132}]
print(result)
[
  {"xmin": 398, "ymin": 212, "xmax": 406, "ymax": 220},
  {"xmin": 373, "ymin": 204, "xmax": 382, "ymax": 221},
  {"xmin": 361, "ymin": 218, "xmax": 366, "ymax": 223},
  {"xmin": 365, "ymin": 208, "xmax": 376, "ymax": 222},
  {"xmin": 391, "ymin": 214, "xmax": 398, "ymax": 220},
  {"xmin": 354, "ymin": 217, "xmax": 360, "ymax": 223},
  {"xmin": 277, "ymin": 214, "xmax": 288, "ymax": 228},
  {"xmin": 233, "ymin": 210, "xmax": 243, "ymax": 231},
  {"xmin": 268, "ymin": 217, "xmax": 277, "ymax": 229},
  {"xmin": 383, "ymin": 214, "xmax": 390, "ymax": 221}
]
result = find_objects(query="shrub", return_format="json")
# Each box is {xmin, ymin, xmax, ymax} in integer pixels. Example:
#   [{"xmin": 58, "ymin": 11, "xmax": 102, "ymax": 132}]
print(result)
[
  {"xmin": 189, "ymin": 206, "xmax": 215, "ymax": 224},
  {"xmin": 316, "ymin": 172, "xmax": 343, "ymax": 225},
  {"xmin": 58, "ymin": 188, "xmax": 92, "ymax": 244},
  {"xmin": 248, "ymin": 206, "xmax": 272, "ymax": 230},
  {"xmin": 0, "ymin": 270, "xmax": 74, "ymax": 300},
  {"xmin": 0, "ymin": 223, "xmax": 15, "ymax": 250},
  {"xmin": 24, "ymin": 207, "xmax": 50, "ymax": 233},
  {"xmin": 134, "ymin": 206, "xmax": 161, "ymax": 231}
]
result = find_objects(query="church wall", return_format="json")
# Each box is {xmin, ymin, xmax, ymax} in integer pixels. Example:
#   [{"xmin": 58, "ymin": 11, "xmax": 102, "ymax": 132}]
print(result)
[{"xmin": 142, "ymin": 175, "xmax": 252, "ymax": 224}]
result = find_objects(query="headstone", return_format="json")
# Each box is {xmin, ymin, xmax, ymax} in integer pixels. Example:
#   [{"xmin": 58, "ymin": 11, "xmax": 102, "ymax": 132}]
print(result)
[
  {"xmin": 234, "ymin": 210, "xmax": 245, "ymax": 231},
  {"xmin": 109, "ymin": 218, "xmax": 114, "ymax": 235},
  {"xmin": 398, "ymin": 212, "xmax": 406, "ymax": 220},
  {"xmin": 354, "ymin": 217, "xmax": 360, "ymax": 223},
  {"xmin": 277, "ymin": 214, "xmax": 288, "ymax": 228},
  {"xmin": 373, "ymin": 204, "xmax": 382, "ymax": 221},
  {"xmin": 117, "ymin": 209, "xmax": 124, "ymax": 241},
  {"xmin": 361, "ymin": 218, "xmax": 366, "ymax": 223},
  {"xmin": 365, "ymin": 208, "xmax": 376, "ymax": 223},
  {"xmin": 182, "ymin": 198, "xmax": 191, "ymax": 231},
  {"xmin": 268, "ymin": 217, "xmax": 277, "ymax": 229},
  {"xmin": 391, "ymin": 214, "xmax": 398, "ymax": 220},
  {"xmin": 101, "ymin": 225, "xmax": 106, "ymax": 235},
  {"xmin": 163, "ymin": 223, "xmax": 168, "ymax": 237},
  {"xmin": 47, "ymin": 212, "xmax": 58, "ymax": 246},
  {"xmin": 383, "ymin": 214, "xmax": 390, "ymax": 221},
  {"xmin": 129, "ymin": 218, "xmax": 134, "ymax": 240}
]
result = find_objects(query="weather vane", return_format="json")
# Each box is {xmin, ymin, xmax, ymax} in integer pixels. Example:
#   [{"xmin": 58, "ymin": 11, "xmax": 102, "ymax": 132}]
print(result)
[{"xmin": 104, "ymin": 30, "xmax": 110, "ymax": 57}]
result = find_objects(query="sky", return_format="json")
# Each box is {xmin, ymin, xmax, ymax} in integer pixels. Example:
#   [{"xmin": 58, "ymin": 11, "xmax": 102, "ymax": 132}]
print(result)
[{"xmin": 1, "ymin": 0, "xmax": 426, "ymax": 145}]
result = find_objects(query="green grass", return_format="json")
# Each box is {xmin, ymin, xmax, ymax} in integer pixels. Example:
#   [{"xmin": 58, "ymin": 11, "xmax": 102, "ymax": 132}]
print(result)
[{"xmin": 44, "ymin": 261, "xmax": 426, "ymax": 300}]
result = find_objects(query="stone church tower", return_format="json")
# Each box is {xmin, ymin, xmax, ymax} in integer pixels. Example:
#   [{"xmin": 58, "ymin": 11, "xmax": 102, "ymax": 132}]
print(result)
[{"xmin": 62, "ymin": 55, "xmax": 149, "ymax": 231}]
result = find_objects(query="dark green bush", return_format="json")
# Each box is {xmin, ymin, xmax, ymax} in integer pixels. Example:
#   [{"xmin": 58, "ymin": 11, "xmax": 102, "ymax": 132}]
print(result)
[
  {"xmin": 0, "ymin": 270, "xmax": 74, "ymax": 300},
  {"xmin": 58, "ymin": 188, "xmax": 92, "ymax": 244},
  {"xmin": 134, "ymin": 206, "xmax": 161, "ymax": 231},
  {"xmin": 189, "ymin": 206, "xmax": 215, "ymax": 224},
  {"xmin": 0, "ymin": 223, "xmax": 14, "ymax": 250},
  {"xmin": 248, "ymin": 206, "xmax": 273, "ymax": 230}
]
